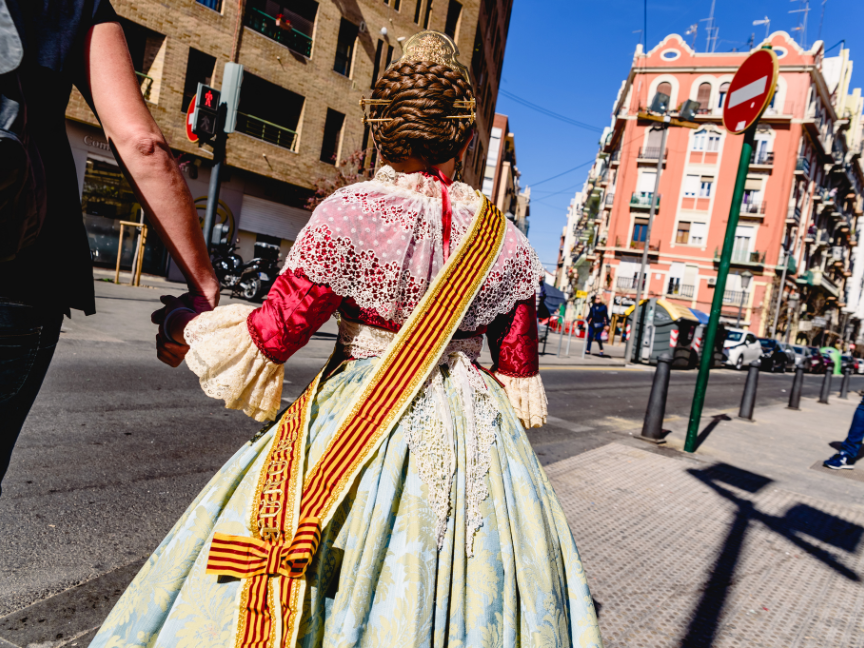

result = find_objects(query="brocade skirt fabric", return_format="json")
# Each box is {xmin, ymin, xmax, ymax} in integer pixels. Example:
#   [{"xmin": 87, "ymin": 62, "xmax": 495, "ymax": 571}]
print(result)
[{"xmin": 88, "ymin": 358, "xmax": 603, "ymax": 648}]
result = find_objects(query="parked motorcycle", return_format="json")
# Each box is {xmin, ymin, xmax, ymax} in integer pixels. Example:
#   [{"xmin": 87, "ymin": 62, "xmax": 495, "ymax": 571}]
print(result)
[
  {"xmin": 210, "ymin": 242, "xmax": 244, "ymax": 289},
  {"xmin": 232, "ymin": 242, "xmax": 281, "ymax": 302}
]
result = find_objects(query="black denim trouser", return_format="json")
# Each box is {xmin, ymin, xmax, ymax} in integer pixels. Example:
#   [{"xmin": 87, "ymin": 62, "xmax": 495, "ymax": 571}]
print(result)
[{"xmin": 0, "ymin": 300, "xmax": 63, "ymax": 495}]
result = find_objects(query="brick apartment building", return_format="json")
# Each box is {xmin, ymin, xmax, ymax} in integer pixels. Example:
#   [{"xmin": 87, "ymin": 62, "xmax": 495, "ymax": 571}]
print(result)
[
  {"xmin": 67, "ymin": 0, "xmax": 513, "ymax": 277},
  {"xmin": 558, "ymin": 32, "xmax": 864, "ymax": 345},
  {"xmin": 480, "ymin": 113, "xmax": 530, "ymax": 234}
]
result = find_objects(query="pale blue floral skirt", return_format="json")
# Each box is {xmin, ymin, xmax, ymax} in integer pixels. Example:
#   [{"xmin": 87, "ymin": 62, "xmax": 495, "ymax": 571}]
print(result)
[{"xmin": 89, "ymin": 359, "xmax": 602, "ymax": 648}]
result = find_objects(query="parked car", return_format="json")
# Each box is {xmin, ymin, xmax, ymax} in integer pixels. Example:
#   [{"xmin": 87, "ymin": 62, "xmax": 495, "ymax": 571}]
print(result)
[
  {"xmin": 793, "ymin": 345, "xmax": 824, "ymax": 373},
  {"xmin": 759, "ymin": 338, "xmax": 793, "ymax": 373},
  {"xmin": 777, "ymin": 342, "xmax": 798, "ymax": 368},
  {"xmin": 724, "ymin": 329, "xmax": 762, "ymax": 370},
  {"xmin": 855, "ymin": 357, "xmax": 864, "ymax": 374},
  {"xmin": 841, "ymin": 354, "xmax": 855, "ymax": 374},
  {"xmin": 809, "ymin": 347, "xmax": 833, "ymax": 373}
]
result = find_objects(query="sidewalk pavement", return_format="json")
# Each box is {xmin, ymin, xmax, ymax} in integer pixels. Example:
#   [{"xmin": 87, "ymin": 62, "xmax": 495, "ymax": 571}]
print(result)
[{"xmin": 547, "ymin": 396, "xmax": 864, "ymax": 647}]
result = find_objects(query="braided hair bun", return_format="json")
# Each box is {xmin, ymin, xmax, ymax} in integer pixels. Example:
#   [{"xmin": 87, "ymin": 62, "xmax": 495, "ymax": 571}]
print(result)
[{"xmin": 369, "ymin": 60, "xmax": 475, "ymax": 165}]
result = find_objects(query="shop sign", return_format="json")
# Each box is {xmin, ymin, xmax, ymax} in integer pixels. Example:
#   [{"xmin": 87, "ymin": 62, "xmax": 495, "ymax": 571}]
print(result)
[{"xmin": 83, "ymin": 135, "xmax": 110, "ymax": 152}]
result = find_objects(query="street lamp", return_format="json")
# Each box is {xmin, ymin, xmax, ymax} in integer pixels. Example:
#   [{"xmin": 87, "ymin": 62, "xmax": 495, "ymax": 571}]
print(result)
[{"xmin": 737, "ymin": 270, "xmax": 753, "ymax": 327}]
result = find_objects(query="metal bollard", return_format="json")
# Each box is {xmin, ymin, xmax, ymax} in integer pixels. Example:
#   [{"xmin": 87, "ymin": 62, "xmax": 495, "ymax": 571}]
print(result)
[
  {"xmin": 819, "ymin": 370, "xmax": 832, "ymax": 404},
  {"xmin": 840, "ymin": 367, "xmax": 851, "ymax": 400},
  {"xmin": 787, "ymin": 366, "xmax": 804, "ymax": 411},
  {"xmin": 738, "ymin": 359, "xmax": 761, "ymax": 421},
  {"xmin": 641, "ymin": 353, "xmax": 673, "ymax": 441}
]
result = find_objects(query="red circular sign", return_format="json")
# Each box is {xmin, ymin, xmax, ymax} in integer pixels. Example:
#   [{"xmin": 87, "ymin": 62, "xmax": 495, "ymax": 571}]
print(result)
[
  {"xmin": 186, "ymin": 95, "xmax": 199, "ymax": 143},
  {"xmin": 722, "ymin": 48, "xmax": 779, "ymax": 135}
]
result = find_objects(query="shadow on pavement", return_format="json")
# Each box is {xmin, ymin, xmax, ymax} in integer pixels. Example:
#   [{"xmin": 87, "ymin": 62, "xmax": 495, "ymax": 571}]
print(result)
[
  {"xmin": 691, "ymin": 414, "xmax": 732, "ymax": 452},
  {"xmin": 680, "ymin": 463, "xmax": 862, "ymax": 648}
]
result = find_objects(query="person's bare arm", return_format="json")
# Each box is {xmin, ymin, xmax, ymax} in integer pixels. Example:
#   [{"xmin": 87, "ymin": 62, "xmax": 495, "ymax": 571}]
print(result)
[{"xmin": 82, "ymin": 21, "xmax": 220, "ymax": 309}]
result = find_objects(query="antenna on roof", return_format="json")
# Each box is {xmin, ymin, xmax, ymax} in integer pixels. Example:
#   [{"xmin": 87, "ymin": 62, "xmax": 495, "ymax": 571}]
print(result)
[
  {"xmin": 789, "ymin": 0, "xmax": 811, "ymax": 49},
  {"xmin": 700, "ymin": 0, "xmax": 718, "ymax": 53},
  {"xmin": 752, "ymin": 17, "xmax": 771, "ymax": 41}
]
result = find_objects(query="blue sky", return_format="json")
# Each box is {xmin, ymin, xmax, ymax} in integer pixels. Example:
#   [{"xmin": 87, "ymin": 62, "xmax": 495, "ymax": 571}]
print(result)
[{"xmin": 496, "ymin": 0, "xmax": 864, "ymax": 270}]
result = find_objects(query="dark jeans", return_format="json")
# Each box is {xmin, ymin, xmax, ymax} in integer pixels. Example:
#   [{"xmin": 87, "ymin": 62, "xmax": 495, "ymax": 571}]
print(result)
[
  {"xmin": 585, "ymin": 325, "xmax": 605, "ymax": 353},
  {"xmin": 0, "ymin": 301, "xmax": 63, "ymax": 495},
  {"xmin": 840, "ymin": 395, "xmax": 864, "ymax": 460}
]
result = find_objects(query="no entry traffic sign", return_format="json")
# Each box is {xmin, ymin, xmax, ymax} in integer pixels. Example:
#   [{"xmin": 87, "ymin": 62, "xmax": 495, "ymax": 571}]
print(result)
[
  {"xmin": 722, "ymin": 48, "xmax": 779, "ymax": 135},
  {"xmin": 186, "ymin": 94, "xmax": 198, "ymax": 143}
]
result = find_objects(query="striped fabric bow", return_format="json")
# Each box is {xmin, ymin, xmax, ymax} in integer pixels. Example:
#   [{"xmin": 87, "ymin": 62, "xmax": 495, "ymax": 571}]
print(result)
[{"xmin": 206, "ymin": 517, "xmax": 322, "ymax": 580}]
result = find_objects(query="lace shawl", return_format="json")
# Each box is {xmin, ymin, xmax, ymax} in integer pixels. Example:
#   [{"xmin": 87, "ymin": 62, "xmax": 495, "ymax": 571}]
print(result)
[{"xmin": 283, "ymin": 166, "xmax": 544, "ymax": 331}]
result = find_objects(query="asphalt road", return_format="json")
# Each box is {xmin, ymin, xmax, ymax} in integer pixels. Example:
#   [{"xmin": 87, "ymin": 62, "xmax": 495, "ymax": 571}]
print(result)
[{"xmin": 1, "ymin": 280, "xmax": 861, "ymax": 647}]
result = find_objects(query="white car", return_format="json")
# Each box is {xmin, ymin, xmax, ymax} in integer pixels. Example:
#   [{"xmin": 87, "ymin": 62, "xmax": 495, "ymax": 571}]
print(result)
[{"xmin": 724, "ymin": 328, "xmax": 762, "ymax": 370}]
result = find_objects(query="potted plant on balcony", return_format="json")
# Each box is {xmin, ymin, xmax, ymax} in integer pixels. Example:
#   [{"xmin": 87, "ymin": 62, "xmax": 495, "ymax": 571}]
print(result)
[{"xmin": 275, "ymin": 13, "xmax": 292, "ymax": 30}]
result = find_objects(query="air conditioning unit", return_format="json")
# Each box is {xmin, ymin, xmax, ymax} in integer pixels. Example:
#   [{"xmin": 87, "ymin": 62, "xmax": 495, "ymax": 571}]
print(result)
[{"xmin": 707, "ymin": 277, "xmax": 717, "ymax": 287}]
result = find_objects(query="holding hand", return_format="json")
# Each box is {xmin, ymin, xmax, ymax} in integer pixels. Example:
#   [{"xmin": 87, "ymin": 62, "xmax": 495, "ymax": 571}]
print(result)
[{"xmin": 151, "ymin": 293, "xmax": 213, "ymax": 367}]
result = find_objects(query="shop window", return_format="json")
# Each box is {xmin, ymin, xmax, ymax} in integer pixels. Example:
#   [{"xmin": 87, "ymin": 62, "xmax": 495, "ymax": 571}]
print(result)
[
  {"xmin": 444, "ymin": 0, "xmax": 462, "ymax": 39},
  {"xmin": 236, "ymin": 74, "xmax": 304, "ymax": 151},
  {"xmin": 676, "ymin": 221, "xmax": 691, "ymax": 244},
  {"xmin": 244, "ymin": 0, "xmax": 318, "ymax": 58},
  {"xmin": 196, "ymin": 0, "xmax": 222, "ymax": 11},
  {"xmin": 181, "ymin": 49, "xmax": 216, "ymax": 113},
  {"xmin": 320, "ymin": 109, "xmax": 345, "ymax": 164},
  {"xmin": 118, "ymin": 18, "xmax": 166, "ymax": 103},
  {"xmin": 82, "ymin": 157, "xmax": 167, "ymax": 274},
  {"xmin": 333, "ymin": 18, "xmax": 359, "ymax": 76}
]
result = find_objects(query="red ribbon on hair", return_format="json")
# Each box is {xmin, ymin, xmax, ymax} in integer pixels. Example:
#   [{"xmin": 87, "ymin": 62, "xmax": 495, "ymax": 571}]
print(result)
[{"xmin": 421, "ymin": 166, "xmax": 454, "ymax": 261}]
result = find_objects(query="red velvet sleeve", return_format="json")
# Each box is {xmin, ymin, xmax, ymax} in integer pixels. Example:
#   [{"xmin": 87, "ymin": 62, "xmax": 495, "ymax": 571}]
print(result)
[
  {"xmin": 246, "ymin": 269, "xmax": 342, "ymax": 364},
  {"xmin": 486, "ymin": 297, "xmax": 540, "ymax": 378}
]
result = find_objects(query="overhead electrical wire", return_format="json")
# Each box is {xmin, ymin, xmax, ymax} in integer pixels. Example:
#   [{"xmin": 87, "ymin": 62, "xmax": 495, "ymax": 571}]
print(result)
[{"xmin": 498, "ymin": 89, "xmax": 604, "ymax": 133}]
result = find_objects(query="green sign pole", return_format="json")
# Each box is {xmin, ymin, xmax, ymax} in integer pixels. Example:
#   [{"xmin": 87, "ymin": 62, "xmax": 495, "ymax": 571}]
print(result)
[{"xmin": 684, "ymin": 125, "xmax": 757, "ymax": 452}]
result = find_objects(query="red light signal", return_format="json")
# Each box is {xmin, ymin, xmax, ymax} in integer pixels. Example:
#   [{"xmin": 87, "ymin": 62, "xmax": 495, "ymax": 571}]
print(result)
[{"xmin": 192, "ymin": 84, "xmax": 221, "ymax": 140}]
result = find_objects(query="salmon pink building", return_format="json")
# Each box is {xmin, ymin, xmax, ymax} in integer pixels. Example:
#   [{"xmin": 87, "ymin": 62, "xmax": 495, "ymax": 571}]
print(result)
[{"xmin": 560, "ymin": 32, "xmax": 864, "ymax": 344}]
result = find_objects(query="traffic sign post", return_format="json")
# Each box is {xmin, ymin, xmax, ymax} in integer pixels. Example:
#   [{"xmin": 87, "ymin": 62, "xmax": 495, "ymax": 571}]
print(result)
[{"xmin": 684, "ymin": 47, "xmax": 778, "ymax": 453}]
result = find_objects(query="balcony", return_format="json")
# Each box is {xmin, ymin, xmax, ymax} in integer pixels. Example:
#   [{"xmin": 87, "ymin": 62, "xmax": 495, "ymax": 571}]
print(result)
[
  {"xmin": 604, "ymin": 193, "xmax": 615, "ymax": 207},
  {"xmin": 795, "ymin": 157, "xmax": 811, "ymax": 176},
  {"xmin": 637, "ymin": 147, "xmax": 667, "ymax": 161},
  {"xmin": 245, "ymin": 7, "xmax": 314, "ymax": 57},
  {"xmin": 667, "ymin": 283, "xmax": 695, "ymax": 298},
  {"xmin": 609, "ymin": 150, "xmax": 621, "ymax": 164},
  {"xmin": 717, "ymin": 249, "xmax": 765, "ymax": 267},
  {"xmin": 135, "ymin": 71, "xmax": 154, "ymax": 102},
  {"xmin": 740, "ymin": 199, "xmax": 767, "ymax": 217},
  {"xmin": 235, "ymin": 112, "xmax": 298, "ymax": 151},
  {"xmin": 786, "ymin": 205, "xmax": 801, "ymax": 224},
  {"xmin": 723, "ymin": 290, "xmax": 746, "ymax": 305},
  {"xmin": 629, "ymin": 240, "xmax": 660, "ymax": 253},
  {"xmin": 749, "ymin": 151, "xmax": 774, "ymax": 166},
  {"xmin": 630, "ymin": 192, "xmax": 659, "ymax": 209},
  {"xmin": 617, "ymin": 276, "xmax": 647, "ymax": 292}
]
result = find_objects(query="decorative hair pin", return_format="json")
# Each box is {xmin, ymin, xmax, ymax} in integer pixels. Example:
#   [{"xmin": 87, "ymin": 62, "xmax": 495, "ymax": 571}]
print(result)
[{"xmin": 359, "ymin": 97, "xmax": 476, "ymax": 125}]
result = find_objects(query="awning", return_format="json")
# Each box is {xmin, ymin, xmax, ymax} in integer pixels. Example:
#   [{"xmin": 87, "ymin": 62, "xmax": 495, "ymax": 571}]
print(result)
[{"xmin": 622, "ymin": 298, "xmax": 701, "ymax": 322}]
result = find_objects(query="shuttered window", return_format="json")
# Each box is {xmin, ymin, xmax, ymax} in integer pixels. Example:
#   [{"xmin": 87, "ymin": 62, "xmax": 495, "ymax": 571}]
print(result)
[
  {"xmin": 676, "ymin": 221, "xmax": 691, "ymax": 244},
  {"xmin": 239, "ymin": 195, "xmax": 311, "ymax": 242},
  {"xmin": 696, "ymin": 83, "xmax": 711, "ymax": 111},
  {"xmin": 690, "ymin": 222, "xmax": 707, "ymax": 245}
]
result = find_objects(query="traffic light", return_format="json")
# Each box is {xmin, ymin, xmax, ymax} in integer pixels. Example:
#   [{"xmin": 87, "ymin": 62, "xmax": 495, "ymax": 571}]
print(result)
[{"xmin": 192, "ymin": 83, "xmax": 221, "ymax": 140}]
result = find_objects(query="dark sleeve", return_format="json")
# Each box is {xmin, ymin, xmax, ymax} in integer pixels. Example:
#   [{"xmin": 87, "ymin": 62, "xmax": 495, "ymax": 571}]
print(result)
[
  {"xmin": 92, "ymin": 0, "xmax": 118, "ymax": 23},
  {"xmin": 486, "ymin": 297, "xmax": 540, "ymax": 378},
  {"xmin": 71, "ymin": 0, "xmax": 119, "ymax": 106},
  {"xmin": 246, "ymin": 269, "xmax": 343, "ymax": 364}
]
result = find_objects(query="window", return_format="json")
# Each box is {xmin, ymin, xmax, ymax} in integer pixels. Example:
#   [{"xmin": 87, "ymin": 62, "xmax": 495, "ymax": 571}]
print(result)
[
  {"xmin": 244, "ymin": 0, "xmax": 318, "ymax": 58},
  {"xmin": 733, "ymin": 225, "xmax": 754, "ymax": 262},
  {"xmin": 196, "ymin": 0, "xmax": 222, "ymax": 11},
  {"xmin": 182, "ymin": 49, "xmax": 216, "ymax": 113},
  {"xmin": 414, "ymin": 0, "xmax": 423, "ymax": 23},
  {"xmin": 676, "ymin": 221, "xmax": 691, "ymax": 244},
  {"xmin": 118, "ymin": 18, "xmax": 166, "ymax": 103},
  {"xmin": 236, "ymin": 73, "xmax": 305, "ymax": 151},
  {"xmin": 333, "ymin": 18, "xmax": 359, "ymax": 76},
  {"xmin": 690, "ymin": 222, "xmax": 707, "ymax": 245},
  {"xmin": 383, "ymin": 0, "xmax": 401, "ymax": 10},
  {"xmin": 683, "ymin": 174, "xmax": 699, "ymax": 197},
  {"xmin": 632, "ymin": 217, "xmax": 649, "ymax": 246},
  {"xmin": 444, "ymin": 0, "xmax": 462, "ymax": 38},
  {"xmin": 636, "ymin": 170, "xmax": 656, "ymax": 194},
  {"xmin": 696, "ymin": 82, "xmax": 711, "ymax": 112},
  {"xmin": 320, "ymin": 109, "xmax": 345, "ymax": 164},
  {"xmin": 707, "ymin": 133, "xmax": 720, "ymax": 152},
  {"xmin": 423, "ymin": 0, "xmax": 433, "ymax": 28},
  {"xmin": 699, "ymin": 177, "xmax": 714, "ymax": 198},
  {"xmin": 657, "ymin": 81, "xmax": 672, "ymax": 98},
  {"xmin": 718, "ymin": 82, "xmax": 730, "ymax": 108},
  {"xmin": 693, "ymin": 131, "xmax": 705, "ymax": 151},
  {"xmin": 693, "ymin": 129, "xmax": 720, "ymax": 152}
]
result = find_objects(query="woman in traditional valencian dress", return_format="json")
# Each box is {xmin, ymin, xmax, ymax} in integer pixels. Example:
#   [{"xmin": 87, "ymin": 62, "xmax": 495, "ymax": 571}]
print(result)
[{"xmin": 90, "ymin": 31, "xmax": 602, "ymax": 648}]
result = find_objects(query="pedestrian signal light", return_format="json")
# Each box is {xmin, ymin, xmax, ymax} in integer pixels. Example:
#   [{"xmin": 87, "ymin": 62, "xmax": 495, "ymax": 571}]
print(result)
[{"xmin": 192, "ymin": 83, "xmax": 221, "ymax": 140}]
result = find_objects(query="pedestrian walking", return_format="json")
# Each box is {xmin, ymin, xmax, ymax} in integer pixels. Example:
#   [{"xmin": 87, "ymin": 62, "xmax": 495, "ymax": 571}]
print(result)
[
  {"xmin": 824, "ymin": 393, "xmax": 864, "ymax": 469},
  {"xmin": 0, "ymin": 0, "xmax": 219, "ymax": 495},
  {"xmin": 91, "ymin": 32, "xmax": 602, "ymax": 648},
  {"xmin": 585, "ymin": 294, "xmax": 610, "ymax": 356}
]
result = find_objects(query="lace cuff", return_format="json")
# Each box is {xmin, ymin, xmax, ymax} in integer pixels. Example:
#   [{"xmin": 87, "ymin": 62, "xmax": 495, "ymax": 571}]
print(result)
[
  {"xmin": 184, "ymin": 304, "xmax": 284, "ymax": 422},
  {"xmin": 494, "ymin": 372, "xmax": 547, "ymax": 429}
]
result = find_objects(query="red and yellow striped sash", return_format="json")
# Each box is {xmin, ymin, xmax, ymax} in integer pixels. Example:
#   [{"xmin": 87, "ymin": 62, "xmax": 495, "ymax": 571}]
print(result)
[{"xmin": 206, "ymin": 195, "xmax": 506, "ymax": 648}]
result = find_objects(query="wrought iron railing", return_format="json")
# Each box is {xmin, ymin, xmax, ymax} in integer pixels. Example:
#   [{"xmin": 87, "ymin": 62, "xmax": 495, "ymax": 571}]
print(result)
[
  {"xmin": 741, "ymin": 200, "xmax": 766, "ymax": 215},
  {"xmin": 750, "ymin": 150, "xmax": 774, "ymax": 165},
  {"xmin": 723, "ymin": 290, "xmax": 746, "ymax": 305},
  {"xmin": 235, "ymin": 112, "xmax": 298, "ymax": 151},
  {"xmin": 630, "ymin": 192, "xmax": 659, "ymax": 208},
  {"xmin": 245, "ymin": 7, "xmax": 314, "ymax": 57},
  {"xmin": 638, "ymin": 146, "xmax": 667, "ymax": 160},
  {"xmin": 667, "ymin": 283, "xmax": 695, "ymax": 298},
  {"xmin": 135, "ymin": 71, "xmax": 153, "ymax": 102},
  {"xmin": 617, "ymin": 276, "xmax": 646, "ymax": 291}
]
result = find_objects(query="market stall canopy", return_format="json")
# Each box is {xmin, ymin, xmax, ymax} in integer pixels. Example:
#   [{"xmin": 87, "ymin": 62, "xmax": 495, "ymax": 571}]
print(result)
[{"xmin": 622, "ymin": 298, "xmax": 708, "ymax": 323}]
